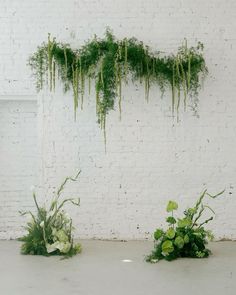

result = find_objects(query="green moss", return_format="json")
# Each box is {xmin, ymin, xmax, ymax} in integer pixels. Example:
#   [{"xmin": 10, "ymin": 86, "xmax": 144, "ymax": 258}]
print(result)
[{"xmin": 29, "ymin": 29, "xmax": 208, "ymax": 139}]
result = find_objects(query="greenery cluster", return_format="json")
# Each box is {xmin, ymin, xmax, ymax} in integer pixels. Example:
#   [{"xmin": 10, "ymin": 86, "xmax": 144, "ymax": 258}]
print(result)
[
  {"xmin": 29, "ymin": 30, "xmax": 208, "ymax": 142},
  {"xmin": 146, "ymin": 189, "xmax": 224, "ymax": 262},
  {"xmin": 19, "ymin": 171, "xmax": 82, "ymax": 258}
]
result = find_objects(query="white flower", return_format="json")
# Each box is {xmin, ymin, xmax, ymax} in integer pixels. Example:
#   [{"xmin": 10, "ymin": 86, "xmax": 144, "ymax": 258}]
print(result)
[
  {"xmin": 46, "ymin": 241, "xmax": 71, "ymax": 254},
  {"xmin": 39, "ymin": 221, "xmax": 44, "ymax": 228},
  {"xmin": 52, "ymin": 227, "xmax": 57, "ymax": 236},
  {"xmin": 46, "ymin": 242, "xmax": 58, "ymax": 253}
]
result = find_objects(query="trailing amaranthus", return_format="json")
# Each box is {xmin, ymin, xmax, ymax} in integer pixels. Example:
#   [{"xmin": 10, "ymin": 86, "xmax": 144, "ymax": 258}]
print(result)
[{"xmin": 29, "ymin": 29, "xmax": 208, "ymax": 138}]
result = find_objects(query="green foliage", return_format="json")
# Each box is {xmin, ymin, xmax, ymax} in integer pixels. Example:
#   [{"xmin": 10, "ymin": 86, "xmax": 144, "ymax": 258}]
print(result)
[
  {"xmin": 19, "ymin": 171, "xmax": 82, "ymax": 258},
  {"xmin": 154, "ymin": 229, "xmax": 164, "ymax": 240},
  {"xmin": 162, "ymin": 240, "xmax": 174, "ymax": 255},
  {"xmin": 147, "ymin": 189, "xmax": 225, "ymax": 262},
  {"xmin": 29, "ymin": 29, "xmax": 207, "ymax": 143},
  {"xmin": 166, "ymin": 200, "xmax": 178, "ymax": 212},
  {"xmin": 166, "ymin": 228, "xmax": 175, "ymax": 239},
  {"xmin": 178, "ymin": 217, "xmax": 192, "ymax": 228},
  {"xmin": 166, "ymin": 216, "xmax": 176, "ymax": 224},
  {"xmin": 174, "ymin": 236, "xmax": 184, "ymax": 249}
]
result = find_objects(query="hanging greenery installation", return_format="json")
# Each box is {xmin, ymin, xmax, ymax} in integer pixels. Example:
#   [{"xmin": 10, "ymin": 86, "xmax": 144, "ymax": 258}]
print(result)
[{"xmin": 29, "ymin": 29, "xmax": 208, "ymax": 135}]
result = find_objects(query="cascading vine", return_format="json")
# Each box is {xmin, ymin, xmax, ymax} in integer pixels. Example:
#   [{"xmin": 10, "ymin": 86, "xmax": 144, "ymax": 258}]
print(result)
[{"xmin": 29, "ymin": 29, "xmax": 208, "ymax": 143}]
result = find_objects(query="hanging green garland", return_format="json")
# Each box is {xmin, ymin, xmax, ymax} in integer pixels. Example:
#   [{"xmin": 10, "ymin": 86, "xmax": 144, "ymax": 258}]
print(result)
[{"xmin": 30, "ymin": 29, "xmax": 207, "ymax": 135}]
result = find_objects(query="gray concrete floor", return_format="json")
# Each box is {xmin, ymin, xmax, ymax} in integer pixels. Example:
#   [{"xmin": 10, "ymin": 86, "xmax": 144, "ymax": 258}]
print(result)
[{"xmin": 0, "ymin": 240, "xmax": 235, "ymax": 295}]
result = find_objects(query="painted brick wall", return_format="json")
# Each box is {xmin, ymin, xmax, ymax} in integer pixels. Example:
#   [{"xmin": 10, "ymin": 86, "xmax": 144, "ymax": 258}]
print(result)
[
  {"xmin": 0, "ymin": 100, "xmax": 38, "ymax": 239},
  {"xmin": 1, "ymin": 0, "xmax": 236, "ymax": 240}
]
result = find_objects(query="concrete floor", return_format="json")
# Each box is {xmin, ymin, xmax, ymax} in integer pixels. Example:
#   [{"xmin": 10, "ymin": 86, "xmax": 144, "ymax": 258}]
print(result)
[{"xmin": 0, "ymin": 240, "xmax": 235, "ymax": 295}]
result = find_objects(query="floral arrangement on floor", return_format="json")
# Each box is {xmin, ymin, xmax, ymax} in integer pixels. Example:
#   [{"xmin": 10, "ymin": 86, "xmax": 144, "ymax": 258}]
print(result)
[
  {"xmin": 19, "ymin": 171, "xmax": 82, "ymax": 258},
  {"xmin": 146, "ymin": 189, "xmax": 224, "ymax": 262}
]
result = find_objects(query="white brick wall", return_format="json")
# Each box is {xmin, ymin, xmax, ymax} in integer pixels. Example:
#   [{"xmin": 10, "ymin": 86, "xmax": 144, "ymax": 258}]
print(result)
[
  {"xmin": 1, "ymin": 0, "xmax": 236, "ymax": 240},
  {"xmin": 0, "ymin": 100, "xmax": 38, "ymax": 239}
]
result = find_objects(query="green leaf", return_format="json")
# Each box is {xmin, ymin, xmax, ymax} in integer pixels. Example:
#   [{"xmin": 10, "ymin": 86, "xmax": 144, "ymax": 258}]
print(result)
[
  {"xmin": 196, "ymin": 251, "xmax": 205, "ymax": 258},
  {"xmin": 206, "ymin": 230, "xmax": 214, "ymax": 241},
  {"xmin": 193, "ymin": 243, "xmax": 199, "ymax": 251},
  {"xmin": 166, "ymin": 201, "xmax": 178, "ymax": 212},
  {"xmin": 186, "ymin": 207, "xmax": 197, "ymax": 216},
  {"xmin": 184, "ymin": 234, "xmax": 189, "ymax": 244},
  {"xmin": 166, "ymin": 228, "xmax": 175, "ymax": 239},
  {"xmin": 161, "ymin": 240, "xmax": 174, "ymax": 254},
  {"xmin": 166, "ymin": 216, "xmax": 176, "ymax": 224},
  {"xmin": 154, "ymin": 229, "xmax": 164, "ymax": 240},
  {"xmin": 174, "ymin": 236, "xmax": 184, "ymax": 249},
  {"xmin": 193, "ymin": 232, "xmax": 202, "ymax": 237},
  {"xmin": 177, "ymin": 217, "xmax": 192, "ymax": 228}
]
